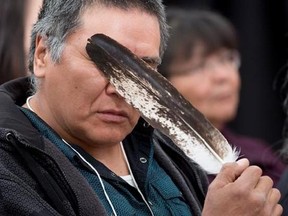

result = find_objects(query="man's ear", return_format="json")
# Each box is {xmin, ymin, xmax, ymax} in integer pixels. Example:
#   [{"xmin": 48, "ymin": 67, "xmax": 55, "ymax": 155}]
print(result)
[{"xmin": 33, "ymin": 35, "xmax": 48, "ymax": 78}]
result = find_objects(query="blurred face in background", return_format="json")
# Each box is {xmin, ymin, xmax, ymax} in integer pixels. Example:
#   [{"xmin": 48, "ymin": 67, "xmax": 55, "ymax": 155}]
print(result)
[{"xmin": 167, "ymin": 45, "xmax": 241, "ymax": 130}]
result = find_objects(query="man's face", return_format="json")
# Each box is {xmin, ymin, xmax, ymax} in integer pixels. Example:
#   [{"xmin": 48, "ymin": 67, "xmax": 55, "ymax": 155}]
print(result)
[{"xmin": 33, "ymin": 6, "xmax": 161, "ymax": 148}]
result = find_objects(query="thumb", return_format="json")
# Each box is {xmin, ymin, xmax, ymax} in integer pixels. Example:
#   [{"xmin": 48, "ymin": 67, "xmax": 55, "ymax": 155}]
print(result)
[{"xmin": 236, "ymin": 158, "xmax": 250, "ymax": 169}]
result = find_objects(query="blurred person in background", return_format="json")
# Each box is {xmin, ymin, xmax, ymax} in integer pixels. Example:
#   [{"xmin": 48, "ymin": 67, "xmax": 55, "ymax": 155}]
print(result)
[
  {"xmin": 158, "ymin": 7, "xmax": 285, "ymax": 184},
  {"xmin": 0, "ymin": 0, "xmax": 42, "ymax": 84}
]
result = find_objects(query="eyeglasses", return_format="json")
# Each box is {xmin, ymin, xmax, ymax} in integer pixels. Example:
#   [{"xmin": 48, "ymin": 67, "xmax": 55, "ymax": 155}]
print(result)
[{"xmin": 169, "ymin": 51, "xmax": 241, "ymax": 77}]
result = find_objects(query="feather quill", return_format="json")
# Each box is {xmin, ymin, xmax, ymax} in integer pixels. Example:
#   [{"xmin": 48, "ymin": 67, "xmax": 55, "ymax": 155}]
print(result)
[{"xmin": 86, "ymin": 33, "xmax": 239, "ymax": 174}]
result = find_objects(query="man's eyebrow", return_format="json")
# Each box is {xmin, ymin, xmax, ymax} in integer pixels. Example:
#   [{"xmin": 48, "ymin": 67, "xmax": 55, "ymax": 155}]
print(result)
[{"xmin": 141, "ymin": 56, "xmax": 162, "ymax": 67}]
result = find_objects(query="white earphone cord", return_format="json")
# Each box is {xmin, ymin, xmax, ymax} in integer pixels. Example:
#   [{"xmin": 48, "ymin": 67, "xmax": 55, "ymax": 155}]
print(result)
[{"xmin": 62, "ymin": 139, "xmax": 118, "ymax": 216}]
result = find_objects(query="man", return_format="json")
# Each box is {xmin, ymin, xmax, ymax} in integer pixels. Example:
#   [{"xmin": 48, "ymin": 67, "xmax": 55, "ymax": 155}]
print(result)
[{"xmin": 0, "ymin": 0, "xmax": 282, "ymax": 215}]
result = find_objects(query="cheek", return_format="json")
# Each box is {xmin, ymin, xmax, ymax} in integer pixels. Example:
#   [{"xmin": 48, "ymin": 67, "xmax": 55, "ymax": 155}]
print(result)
[
  {"xmin": 51, "ymin": 72, "xmax": 108, "ymax": 123},
  {"xmin": 128, "ymin": 109, "xmax": 141, "ymax": 128},
  {"xmin": 232, "ymin": 77, "xmax": 241, "ymax": 108},
  {"xmin": 67, "ymin": 66, "xmax": 108, "ymax": 100},
  {"xmin": 229, "ymin": 73, "xmax": 241, "ymax": 99},
  {"xmin": 170, "ymin": 77, "xmax": 209, "ymax": 108},
  {"xmin": 235, "ymin": 75, "xmax": 241, "ymax": 92}
]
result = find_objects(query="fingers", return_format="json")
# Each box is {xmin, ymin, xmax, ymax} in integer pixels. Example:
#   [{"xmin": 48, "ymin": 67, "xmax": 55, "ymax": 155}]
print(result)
[
  {"xmin": 235, "ymin": 165, "xmax": 263, "ymax": 189},
  {"xmin": 211, "ymin": 158, "xmax": 250, "ymax": 187},
  {"xmin": 254, "ymin": 176, "xmax": 273, "ymax": 195},
  {"xmin": 271, "ymin": 204, "xmax": 283, "ymax": 216},
  {"xmin": 236, "ymin": 158, "xmax": 250, "ymax": 168},
  {"xmin": 235, "ymin": 171, "xmax": 282, "ymax": 216},
  {"xmin": 266, "ymin": 188, "xmax": 283, "ymax": 216},
  {"xmin": 207, "ymin": 160, "xmax": 283, "ymax": 216}
]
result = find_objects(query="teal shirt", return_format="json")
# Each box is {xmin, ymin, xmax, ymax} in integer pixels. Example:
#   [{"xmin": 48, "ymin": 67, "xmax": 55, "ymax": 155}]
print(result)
[{"xmin": 21, "ymin": 108, "xmax": 192, "ymax": 216}]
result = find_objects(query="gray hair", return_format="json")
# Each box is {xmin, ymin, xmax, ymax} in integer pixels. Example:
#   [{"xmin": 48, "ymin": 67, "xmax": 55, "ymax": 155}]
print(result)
[{"xmin": 28, "ymin": 0, "xmax": 168, "ymax": 91}]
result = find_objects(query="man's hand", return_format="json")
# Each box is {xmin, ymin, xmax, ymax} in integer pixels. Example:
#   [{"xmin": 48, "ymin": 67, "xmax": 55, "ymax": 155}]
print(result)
[{"xmin": 202, "ymin": 158, "xmax": 283, "ymax": 216}]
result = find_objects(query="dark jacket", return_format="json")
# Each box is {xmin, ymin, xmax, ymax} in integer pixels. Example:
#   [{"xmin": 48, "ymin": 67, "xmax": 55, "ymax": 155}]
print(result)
[{"xmin": 0, "ymin": 77, "xmax": 208, "ymax": 216}]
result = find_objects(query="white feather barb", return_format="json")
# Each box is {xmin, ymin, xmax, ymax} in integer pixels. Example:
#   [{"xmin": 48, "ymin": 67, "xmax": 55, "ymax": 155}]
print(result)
[{"xmin": 86, "ymin": 34, "xmax": 240, "ymax": 174}]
